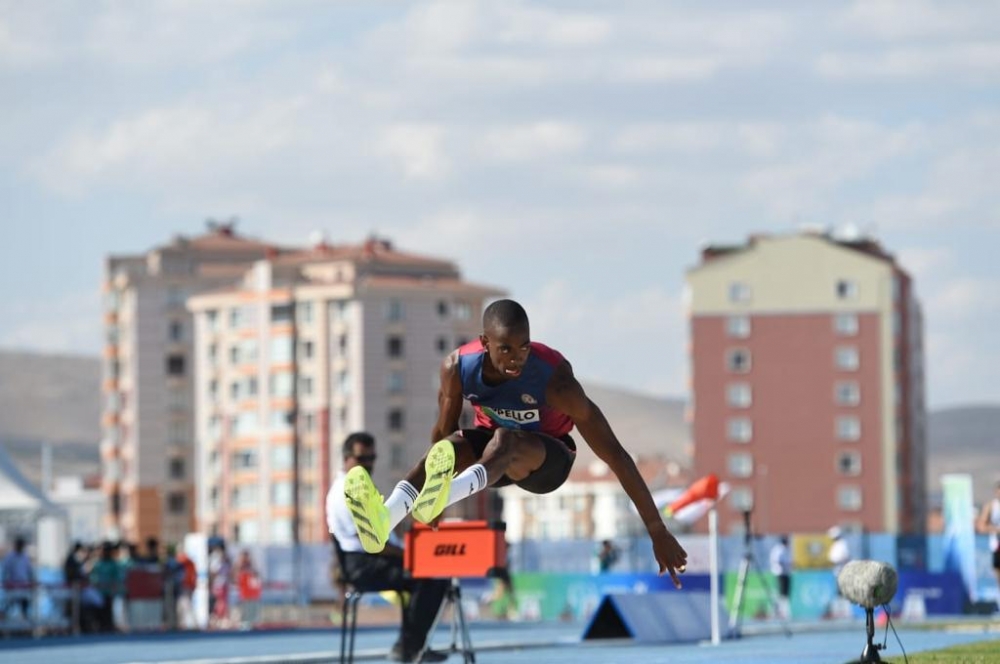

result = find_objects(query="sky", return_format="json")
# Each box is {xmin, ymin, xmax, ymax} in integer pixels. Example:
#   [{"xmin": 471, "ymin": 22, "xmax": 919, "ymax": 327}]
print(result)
[{"xmin": 1, "ymin": 0, "xmax": 998, "ymax": 409}]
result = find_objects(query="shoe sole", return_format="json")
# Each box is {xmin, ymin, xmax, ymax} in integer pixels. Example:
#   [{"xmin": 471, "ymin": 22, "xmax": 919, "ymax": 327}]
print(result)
[
  {"xmin": 411, "ymin": 439, "xmax": 456, "ymax": 524},
  {"xmin": 343, "ymin": 467, "xmax": 388, "ymax": 553}
]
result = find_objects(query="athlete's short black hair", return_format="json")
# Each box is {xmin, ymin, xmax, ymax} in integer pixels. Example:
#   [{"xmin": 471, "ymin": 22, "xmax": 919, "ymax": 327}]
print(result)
[{"xmin": 483, "ymin": 299, "xmax": 529, "ymax": 332}]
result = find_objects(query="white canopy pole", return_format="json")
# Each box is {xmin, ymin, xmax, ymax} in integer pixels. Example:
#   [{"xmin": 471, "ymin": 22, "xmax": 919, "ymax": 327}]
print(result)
[{"xmin": 709, "ymin": 504, "xmax": 720, "ymax": 646}]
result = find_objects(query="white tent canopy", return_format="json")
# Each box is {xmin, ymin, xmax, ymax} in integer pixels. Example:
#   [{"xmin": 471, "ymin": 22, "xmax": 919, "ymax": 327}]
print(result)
[{"xmin": 0, "ymin": 444, "xmax": 65, "ymax": 541}]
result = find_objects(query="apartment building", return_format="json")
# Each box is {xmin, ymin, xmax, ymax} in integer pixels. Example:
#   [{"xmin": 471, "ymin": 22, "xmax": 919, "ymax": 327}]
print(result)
[
  {"xmin": 687, "ymin": 230, "xmax": 927, "ymax": 536},
  {"xmin": 101, "ymin": 222, "xmax": 280, "ymax": 544},
  {"xmin": 187, "ymin": 237, "xmax": 504, "ymax": 545}
]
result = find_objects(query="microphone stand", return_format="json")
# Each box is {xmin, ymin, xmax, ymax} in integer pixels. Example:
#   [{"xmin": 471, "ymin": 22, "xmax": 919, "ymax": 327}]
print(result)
[{"xmin": 858, "ymin": 605, "xmax": 882, "ymax": 663}]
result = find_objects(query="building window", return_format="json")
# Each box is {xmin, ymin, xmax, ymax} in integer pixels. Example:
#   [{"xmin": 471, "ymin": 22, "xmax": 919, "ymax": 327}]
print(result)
[
  {"xmin": 337, "ymin": 371, "xmax": 351, "ymax": 394},
  {"xmin": 272, "ymin": 482, "xmax": 293, "ymax": 506},
  {"xmin": 233, "ymin": 412, "xmax": 259, "ymax": 436},
  {"xmin": 298, "ymin": 301, "xmax": 313, "ymax": 324},
  {"xmin": 385, "ymin": 299, "xmax": 404, "ymax": 321},
  {"xmin": 207, "ymin": 343, "xmax": 218, "ymax": 365},
  {"xmin": 836, "ymin": 279, "xmax": 858, "ymax": 300},
  {"xmin": 729, "ymin": 487, "xmax": 754, "ymax": 512},
  {"xmin": 229, "ymin": 345, "xmax": 240, "ymax": 365},
  {"xmin": 169, "ymin": 458, "xmax": 185, "ymax": 479},
  {"xmin": 299, "ymin": 375, "xmax": 314, "ymax": 396},
  {"xmin": 338, "ymin": 334, "xmax": 348, "ymax": 355},
  {"xmin": 837, "ymin": 486, "xmax": 862, "ymax": 511},
  {"xmin": 727, "ymin": 452, "xmax": 753, "ymax": 478},
  {"xmin": 229, "ymin": 381, "xmax": 241, "ymax": 401},
  {"xmin": 271, "ymin": 446, "xmax": 293, "ymax": 470},
  {"xmin": 726, "ymin": 348, "xmax": 752, "ymax": 373},
  {"xmin": 729, "ymin": 282, "xmax": 752, "ymax": 303},
  {"xmin": 246, "ymin": 377, "xmax": 258, "ymax": 397},
  {"xmin": 206, "ymin": 310, "xmax": 219, "ymax": 332},
  {"xmin": 388, "ymin": 408, "xmax": 404, "ymax": 431},
  {"xmin": 727, "ymin": 418, "xmax": 753, "ymax": 443},
  {"xmin": 726, "ymin": 315, "xmax": 751, "ymax": 338},
  {"xmin": 836, "ymin": 416, "xmax": 861, "ymax": 441},
  {"xmin": 835, "ymin": 381, "xmax": 860, "ymax": 406},
  {"xmin": 270, "ymin": 519, "xmax": 292, "ymax": 544},
  {"xmin": 270, "ymin": 372, "xmax": 293, "ymax": 397},
  {"xmin": 229, "ymin": 307, "xmax": 242, "ymax": 329},
  {"xmin": 271, "ymin": 304, "xmax": 293, "ymax": 323},
  {"xmin": 437, "ymin": 300, "xmax": 449, "ymax": 318},
  {"xmin": 835, "ymin": 346, "xmax": 859, "ymax": 371},
  {"xmin": 837, "ymin": 451, "xmax": 862, "ymax": 476},
  {"xmin": 301, "ymin": 340, "xmax": 314, "ymax": 360},
  {"xmin": 834, "ymin": 313, "xmax": 858, "ymax": 336},
  {"xmin": 436, "ymin": 336, "xmax": 449, "ymax": 354},
  {"xmin": 167, "ymin": 492, "xmax": 187, "ymax": 514},
  {"xmin": 166, "ymin": 354, "xmax": 186, "ymax": 376},
  {"xmin": 236, "ymin": 520, "xmax": 258, "ymax": 544},
  {"xmin": 169, "ymin": 321, "xmax": 184, "ymax": 342},
  {"xmin": 270, "ymin": 410, "xmax": 292, "ymax": 432},
  {"xmin": 231, "ymin": 450, "xmax": 258, "ymax": 471},
  {"xmin": 302, "ymin": 412, "xmax": 315, "ymax": 433},
  {"xmin": 455, "ymin": 302, "xmax": 472, "ymax": 320},
  {"xmin": 270, "ymin": 337, "xmax": 292, "ymax": 363},
  {"xmin": 387, "ymin": 335, "xmax": 404, "ymax": 358},
  {"xmin": 241, "ymin": 339, "xmax": 258, "ymax": 362},
  {"xmin": 388, "ymin": 371, "xmax": 405, "ymax": 393},
  {"xmin": 727, "ymin": 383, "xmax": 752, "ymax": 408}
]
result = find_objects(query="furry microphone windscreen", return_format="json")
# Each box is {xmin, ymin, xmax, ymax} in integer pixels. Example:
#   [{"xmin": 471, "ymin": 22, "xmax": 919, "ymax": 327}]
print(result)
[{"xmin": 836, "ymin": 560, "xmax": 899, "ymax": 609}]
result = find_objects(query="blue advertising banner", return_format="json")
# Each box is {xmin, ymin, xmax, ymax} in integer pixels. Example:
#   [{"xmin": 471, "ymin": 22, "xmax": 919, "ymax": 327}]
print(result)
[{"xmin": 941, "ymin": 473, "xmax": 977, "ymax": 601}]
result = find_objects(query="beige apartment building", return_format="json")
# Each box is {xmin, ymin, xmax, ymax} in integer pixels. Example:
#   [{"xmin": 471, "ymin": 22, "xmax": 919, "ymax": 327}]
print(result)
[
  {"xmin": 101, "ymin": 223, "xmax": 281, "ymax": 544},
  {"xmin": 687, "ymin": 230, "xmax": 927, "ymax": 536},
  {"xmin": 187, "ymin": 237, "xmax": 504, "ymax": 545}
]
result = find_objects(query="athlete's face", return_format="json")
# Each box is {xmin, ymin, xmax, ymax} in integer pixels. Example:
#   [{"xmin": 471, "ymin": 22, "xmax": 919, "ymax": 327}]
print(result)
[{"xmin": 481, "ymin": 323, "xmax": 531, "ymax": 380}]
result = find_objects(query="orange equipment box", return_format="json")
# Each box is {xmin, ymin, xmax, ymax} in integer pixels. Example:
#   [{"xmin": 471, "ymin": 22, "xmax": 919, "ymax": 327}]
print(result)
[{"xmin": 404, "ymin": 520, "xmax": 507, "ymax": 579}]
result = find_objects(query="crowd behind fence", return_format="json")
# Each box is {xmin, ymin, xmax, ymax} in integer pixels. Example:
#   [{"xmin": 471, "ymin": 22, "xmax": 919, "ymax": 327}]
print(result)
[{"xmin": 1, "ymin": 531, "xmax": 997, "ymax": 637}]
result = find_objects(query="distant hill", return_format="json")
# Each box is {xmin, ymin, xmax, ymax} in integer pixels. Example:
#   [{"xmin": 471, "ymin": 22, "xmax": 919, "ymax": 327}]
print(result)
[
  {"xmin": 927, "ymin": 405, "xmax": 1000, "ymax": 505},
  {"xmin": 0, "ymin": 351, "xmax": 102, "ymax": 485},
  {"xmin": 0, "ymin": 349, "xmax": 997, "ymax": 506}
]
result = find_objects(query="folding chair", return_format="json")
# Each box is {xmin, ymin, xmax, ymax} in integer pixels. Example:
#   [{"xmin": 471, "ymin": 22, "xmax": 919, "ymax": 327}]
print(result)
[{"xmin": 331, "ymin": 535, "xmax": 405, "ymax": 664}]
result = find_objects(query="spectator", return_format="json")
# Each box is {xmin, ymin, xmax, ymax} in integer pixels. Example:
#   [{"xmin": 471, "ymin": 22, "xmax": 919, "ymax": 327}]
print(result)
[
  {"xmin": 827, "ymin": 526, "xmax": 852, "ymax": 619},
  {"xmin": 326, "ymin": 432, "xmax": 449, "ymax": 663},
  {"xmin": 975, "ymin": 480, "xmax": 1000, "ymax": 605},
  {"xmin": 483, "ymin": 566, "xmax": 517, "ymax": 620},
  {"xmin": 89, "ymin": 542, "xmax": 123, "ymax": 633},
  {"xmin": 595, "ymin": 540, "xmax": 619, "ymax": 574},
  {"xmin": 208, "ymin": 542, "xmax": 232, "ymax": 629},
  {"xmin": 234, "ymin": 550, "xmax": 262, "ymax": 629},
  {"xmin": 769, "ymin": 535, "xmax": 792, "ymax": 619},
  {"xmin": 62, "ymin": 542, "xmax": 87, "ymax": 629},
  {"xmin": 1, "ymin": 536, "xmax": 34, "ymax": 619},
  {"xmin": 175, "ymin": 548, "xmax": 197, "ymax": 630}
]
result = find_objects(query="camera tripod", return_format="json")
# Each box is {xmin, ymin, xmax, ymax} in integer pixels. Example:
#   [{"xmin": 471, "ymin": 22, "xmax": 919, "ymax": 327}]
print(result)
[{"xmin": 727, "ymin": 510, "xmax": 792, "ymax": 639}]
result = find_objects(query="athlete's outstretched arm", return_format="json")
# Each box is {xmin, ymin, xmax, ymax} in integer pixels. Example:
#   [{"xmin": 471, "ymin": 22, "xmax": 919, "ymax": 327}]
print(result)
[
  {"xmin": 431, "ymin": 350, "xmax": 464, "ymax": 443},
  {"xmin": 547, "ymin": 361, "xmax": 688, "ymax": 587}
]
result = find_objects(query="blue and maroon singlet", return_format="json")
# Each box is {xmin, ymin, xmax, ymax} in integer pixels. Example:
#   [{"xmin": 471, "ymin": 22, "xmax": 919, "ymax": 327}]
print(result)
[{"xmin": 456, "ymin": 339, "xmax": 573, "ymax": 437}]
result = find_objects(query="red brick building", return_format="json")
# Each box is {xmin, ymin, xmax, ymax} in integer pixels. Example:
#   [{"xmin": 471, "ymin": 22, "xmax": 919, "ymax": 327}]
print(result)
[{"xmin": 686, "ymin": 230, "xmax": 927, "ymax": 536}]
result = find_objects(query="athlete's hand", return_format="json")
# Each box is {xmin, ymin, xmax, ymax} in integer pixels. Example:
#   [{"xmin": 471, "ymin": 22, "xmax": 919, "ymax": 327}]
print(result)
[{"xmin": 649, "ymin": 522, "xmax": 687, "ymax": 588}]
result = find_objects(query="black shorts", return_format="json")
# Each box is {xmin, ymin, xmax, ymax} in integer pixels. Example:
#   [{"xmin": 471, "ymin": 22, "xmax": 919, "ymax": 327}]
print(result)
[
  {"xmin": 457, "ymin": 427, "xmax": 576, "ymax": 494},
  {"xmin": 993, "ymin": 548, "xmax": 1000, "ymax": 571}
]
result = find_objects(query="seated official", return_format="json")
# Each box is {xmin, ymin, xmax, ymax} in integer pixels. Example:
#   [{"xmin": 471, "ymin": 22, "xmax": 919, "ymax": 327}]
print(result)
[{"xmin": 326, "ymin": 432, "xmax": 449, "ymax": 663}]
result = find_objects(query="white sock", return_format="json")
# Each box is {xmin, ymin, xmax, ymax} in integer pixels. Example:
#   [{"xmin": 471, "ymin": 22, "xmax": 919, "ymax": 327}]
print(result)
[
  {"xmin": 445, "ymin": 464, "xmax": 489, "ymax": 508},
  {"xmin": 386, "ymin": 481, "xmax": 419, "ymax": 529}
]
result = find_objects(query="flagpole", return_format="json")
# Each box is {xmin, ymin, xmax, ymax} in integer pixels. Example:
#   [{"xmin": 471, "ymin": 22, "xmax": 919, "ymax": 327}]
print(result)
[{"xmin": 709, "ymin": 504, "xmax": 720, "ymax": 646}]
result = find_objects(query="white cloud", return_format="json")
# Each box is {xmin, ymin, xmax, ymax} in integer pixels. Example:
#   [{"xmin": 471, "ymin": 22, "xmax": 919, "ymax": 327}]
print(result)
[
  {"xmin": 896, "ymin": 247, "xmax": 953, "ymax": 280},
  {"xmin": 817, "ymin": 43, "xmax": 1000, "ymax": 81},
  {"xmin": 479, "ymin": 122, "xmax": 586, "ymax": 161},
  {"xmin": 524, "ymin": 280, "xmax": 687, "ymax": 398},
  {"xmin": 30, "ymin": 98, "xmax": 308, "ymax": 195},
  {"xmin": 925, "ymin": 277, "xmax": 1000, "ymax": 320},
  {"xmin": 376, "ymin": 123, "xmax": 451, "ymax": 181},
  {"xmin": 839, "ymin": 0, "xmax": 997, "ymax": 41}
]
